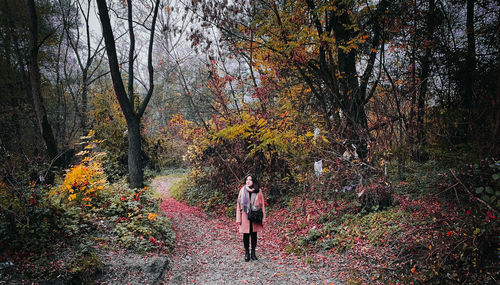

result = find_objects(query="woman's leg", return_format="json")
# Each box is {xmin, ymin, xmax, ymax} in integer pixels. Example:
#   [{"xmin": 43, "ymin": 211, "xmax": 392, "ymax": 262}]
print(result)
[
  {"xmin": 243, "ymin": 233, "xmax": 250, "ymax": 262},
  {"xmin": 250, "ymin": 227, "xmax": 258, "ymax": 260}
]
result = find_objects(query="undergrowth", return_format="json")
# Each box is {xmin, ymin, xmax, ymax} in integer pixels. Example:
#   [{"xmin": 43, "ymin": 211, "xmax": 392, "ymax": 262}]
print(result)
[
  {"xmin": 0, "ymin": 131, "xmax": 175, "ymax": 283},
  {"xmin": 175, "ymin": 156, "xmax": 499, "ymax": 284}
]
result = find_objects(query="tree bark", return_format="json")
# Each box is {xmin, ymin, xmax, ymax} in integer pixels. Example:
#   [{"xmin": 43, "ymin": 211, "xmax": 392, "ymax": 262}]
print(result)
[
  {"xmin": 492, "ymin": 55, "xmax": 500, "ymax": 155},
  {"xmin": 127, "ymin": 115, "xmax": 143, "ymax": 189},
  {"xmin": 127, "ymin": 0, "xmax": 135, "ymax": 108},
  {"xmin": 26, "ymin": 0, "xmax": 58, "ymax": 161},
  {"xmin": 81, "ymin": 72, "xmax": 88, "ymax": 135}
]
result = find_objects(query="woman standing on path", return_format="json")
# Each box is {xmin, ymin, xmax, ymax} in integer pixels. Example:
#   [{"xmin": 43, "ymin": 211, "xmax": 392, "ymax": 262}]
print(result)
[{"xmin": 236, "ymin": 175, "xmax": 266, "ymax": 262}]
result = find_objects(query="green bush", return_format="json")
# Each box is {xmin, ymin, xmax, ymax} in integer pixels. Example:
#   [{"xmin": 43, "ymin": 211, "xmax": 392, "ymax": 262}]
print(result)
[
  {"xmin": 0, "ymin": 182, "xmax": 88, "ymax": 251},
  {"xmin": 99, "ymin": 184, "xmax": 175, "ymax": 252}
]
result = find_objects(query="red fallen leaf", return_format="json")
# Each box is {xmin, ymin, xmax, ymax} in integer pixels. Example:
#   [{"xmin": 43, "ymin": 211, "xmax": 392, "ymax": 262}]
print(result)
[{"xmin": 487, "ymin": 211, "xmax": 495, "ymax": 219}]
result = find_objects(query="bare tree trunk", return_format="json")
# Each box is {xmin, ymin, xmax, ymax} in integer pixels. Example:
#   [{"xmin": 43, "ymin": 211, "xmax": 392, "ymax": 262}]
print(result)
[
  {"xmin": 26, "ymin": 0, "xmax": 58, "ymax": 161},
  {"xmin": 408, "ymin": 0, "xmax": 418, "ymax": 158},
  {"xmin": 491, "ymin": 57, "xmax": 500, "ymax": 155},
  {"xmin": 127, "ymin": 115, "xmax": 143, "ymax": 189},
  {"xmin": 81, "ymin": 72, "xmax": 88, "ymax": 135},
  {"xmin": 416, "ymin": 0, "xmax": 436, "ymax": 162},
  {"xmin": 58, "ymin": 0, "xmax": 104, "ymax": 137},
  {"xmin": 463, "ymin": 0, "xmax": 475, "ymax": 141},
  {"xmin": 96, "ymin": 0, "xmax": 160, "ymax": 188}
]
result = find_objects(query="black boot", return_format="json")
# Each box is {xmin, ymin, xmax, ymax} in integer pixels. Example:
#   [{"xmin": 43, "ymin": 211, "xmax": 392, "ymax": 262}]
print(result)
[
  {"xmin": 251, "ymin": 232, "xmax": 258, "ymax": 260},
  {"xmin": 243, "ymin": 233, "xmax": 250, "ymax": 262},
  {"xmin": 251, "ymin": 248, "xmax": 258, "ymax": 260}
]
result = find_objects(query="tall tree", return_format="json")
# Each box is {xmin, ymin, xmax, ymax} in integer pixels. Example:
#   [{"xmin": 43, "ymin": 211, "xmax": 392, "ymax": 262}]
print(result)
[
  {"xmin": 26, "ymin": 0, "xmax": 58, "ymax": 161},
  {"xmin": 415, "ymin": 0, "xmax": 437, "ymax": 161},
  {"xmin": 58, "ymin": 0, "xmax": 105, "ymax": 137},
  {"xmin": 190, "ymin": 0, "xmax": 390, "ymax": 160},
  {"xmin": 463, "ymin": 0, "xmax": 475, "ymax": 141},
  {"xmin": 96, "ymin": 0, "xmax": 160, "ymax": 188},
  {"xmin": 492, "ymin": 48, "xmax": 500, "ymax": 154}
]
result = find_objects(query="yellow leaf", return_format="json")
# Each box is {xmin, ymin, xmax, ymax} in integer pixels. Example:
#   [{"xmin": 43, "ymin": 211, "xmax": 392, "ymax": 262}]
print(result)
[
  {"xmin": 76, "ymin": 150, "xmax": 89, "ymax": 156},
  {"xmin": 257, "ymin": 118, "xmax": 267, "ymax": 127}
]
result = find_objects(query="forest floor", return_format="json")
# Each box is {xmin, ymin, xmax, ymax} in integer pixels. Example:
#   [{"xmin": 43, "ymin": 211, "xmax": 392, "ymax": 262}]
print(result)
[{"xmin": 154, "ymin": 176, "xmax": 343, "ymax": 284}]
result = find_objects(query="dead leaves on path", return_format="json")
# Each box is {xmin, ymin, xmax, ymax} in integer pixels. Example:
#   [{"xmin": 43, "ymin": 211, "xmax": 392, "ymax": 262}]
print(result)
[{"xmin": 160, "ymin": 193, "xmax": 340, "ymax": 284}]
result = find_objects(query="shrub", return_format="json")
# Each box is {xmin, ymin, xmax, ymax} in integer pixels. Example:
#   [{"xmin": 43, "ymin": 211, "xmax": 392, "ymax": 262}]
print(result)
[
  {"xmin": 356, "ymin": 177, "xmax": 393, "ymax": 213},
  {"xmin": 100, "ymin": 184, "xmax": 175, "ymax": 252},
  {"xmin": 0, "ymin": 181, "xmax": 77, "ymax": 250},
  {"xmin": 55, "ymin": 130, "xmax": 108, "ymax": 208}
]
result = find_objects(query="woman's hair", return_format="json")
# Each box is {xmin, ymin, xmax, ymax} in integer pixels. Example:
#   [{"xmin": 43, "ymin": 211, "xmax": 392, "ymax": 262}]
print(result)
[{"xmin": 245, "ymin": 175, "xmax": 260, "ymax": 192}]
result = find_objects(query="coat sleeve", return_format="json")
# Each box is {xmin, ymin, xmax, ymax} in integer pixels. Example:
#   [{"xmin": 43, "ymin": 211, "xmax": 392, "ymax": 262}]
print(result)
[
  {"xmin": 236, "ymin": 188, "xmax": 242, "ymax": 223},
  {"xmin": 260, "ymin": 190, "xmax": 266, "ymax": 222}
]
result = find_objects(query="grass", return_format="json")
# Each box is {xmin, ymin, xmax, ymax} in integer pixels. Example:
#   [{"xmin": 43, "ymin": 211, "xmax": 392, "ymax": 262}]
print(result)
[
  {"xmin": 147, "ymin": 167, "xmax": 188, "ymax": 200},
  {"xmin": 168, "ymin": 174, "xmax": 189, "ymax": 201}
]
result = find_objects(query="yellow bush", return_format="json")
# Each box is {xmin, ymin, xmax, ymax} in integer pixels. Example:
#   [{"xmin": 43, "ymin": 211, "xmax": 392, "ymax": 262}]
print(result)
[{"xmin": 58, "ymin": 130, "xmax": 107, "ymax": 207}]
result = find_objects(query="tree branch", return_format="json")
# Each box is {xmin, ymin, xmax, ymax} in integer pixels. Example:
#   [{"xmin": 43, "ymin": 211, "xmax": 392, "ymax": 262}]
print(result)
[{"xmin": 138, "ymin": 0, "xmax": 160, "ymax": 118}]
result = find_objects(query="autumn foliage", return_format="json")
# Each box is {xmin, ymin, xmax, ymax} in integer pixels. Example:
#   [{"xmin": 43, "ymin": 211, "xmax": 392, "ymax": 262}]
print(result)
[{"xmin": 57, "ymin": 130, "xmax": 107, "ymax": 207}]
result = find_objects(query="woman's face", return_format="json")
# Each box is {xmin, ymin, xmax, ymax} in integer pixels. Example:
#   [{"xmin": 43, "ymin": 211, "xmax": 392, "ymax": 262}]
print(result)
[{"xmin": 246, "ymin": 176, "xmax": 253, "ymax": 187}]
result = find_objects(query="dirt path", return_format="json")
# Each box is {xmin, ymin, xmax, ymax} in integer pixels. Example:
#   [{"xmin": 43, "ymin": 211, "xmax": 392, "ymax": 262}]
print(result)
[{"xmin": 153, "ymin": 177, "xmax": 341, "ymax": 284}]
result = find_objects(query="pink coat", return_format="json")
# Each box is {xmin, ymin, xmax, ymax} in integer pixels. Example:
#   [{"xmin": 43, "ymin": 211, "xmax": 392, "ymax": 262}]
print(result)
[{"xmin": 236, "ymin": 186, "xmax": 266, "ymax": 233}]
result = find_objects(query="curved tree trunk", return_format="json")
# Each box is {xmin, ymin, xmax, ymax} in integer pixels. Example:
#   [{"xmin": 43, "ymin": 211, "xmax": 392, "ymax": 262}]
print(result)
[{"xmin": 97, "ymin": 0, "xmax": 160, "ymax": 188}]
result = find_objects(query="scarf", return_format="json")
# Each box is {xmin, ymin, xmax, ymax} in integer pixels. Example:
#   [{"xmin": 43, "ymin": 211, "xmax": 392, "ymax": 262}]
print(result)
[{"xmin": 241, "ymin": 185, "xmax": 256, "ymax": 214}]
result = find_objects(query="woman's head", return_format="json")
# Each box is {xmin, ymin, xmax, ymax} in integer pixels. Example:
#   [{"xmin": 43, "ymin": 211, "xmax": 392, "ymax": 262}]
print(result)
[{"xmin": 245, "ymin": 175, "xmax": 259, "ymax": 190}]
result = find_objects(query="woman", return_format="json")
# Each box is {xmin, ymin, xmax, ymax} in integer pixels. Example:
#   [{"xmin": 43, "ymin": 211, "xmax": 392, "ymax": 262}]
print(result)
[{"xmin": 236, "ymin": 175, "xmax": 266, "ymax": 262}]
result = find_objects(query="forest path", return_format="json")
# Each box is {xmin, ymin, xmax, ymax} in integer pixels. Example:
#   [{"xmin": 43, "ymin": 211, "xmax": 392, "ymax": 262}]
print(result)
[{"xmin": 152, "ymin": 176, "xmax": 341, "ymax": 285}]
